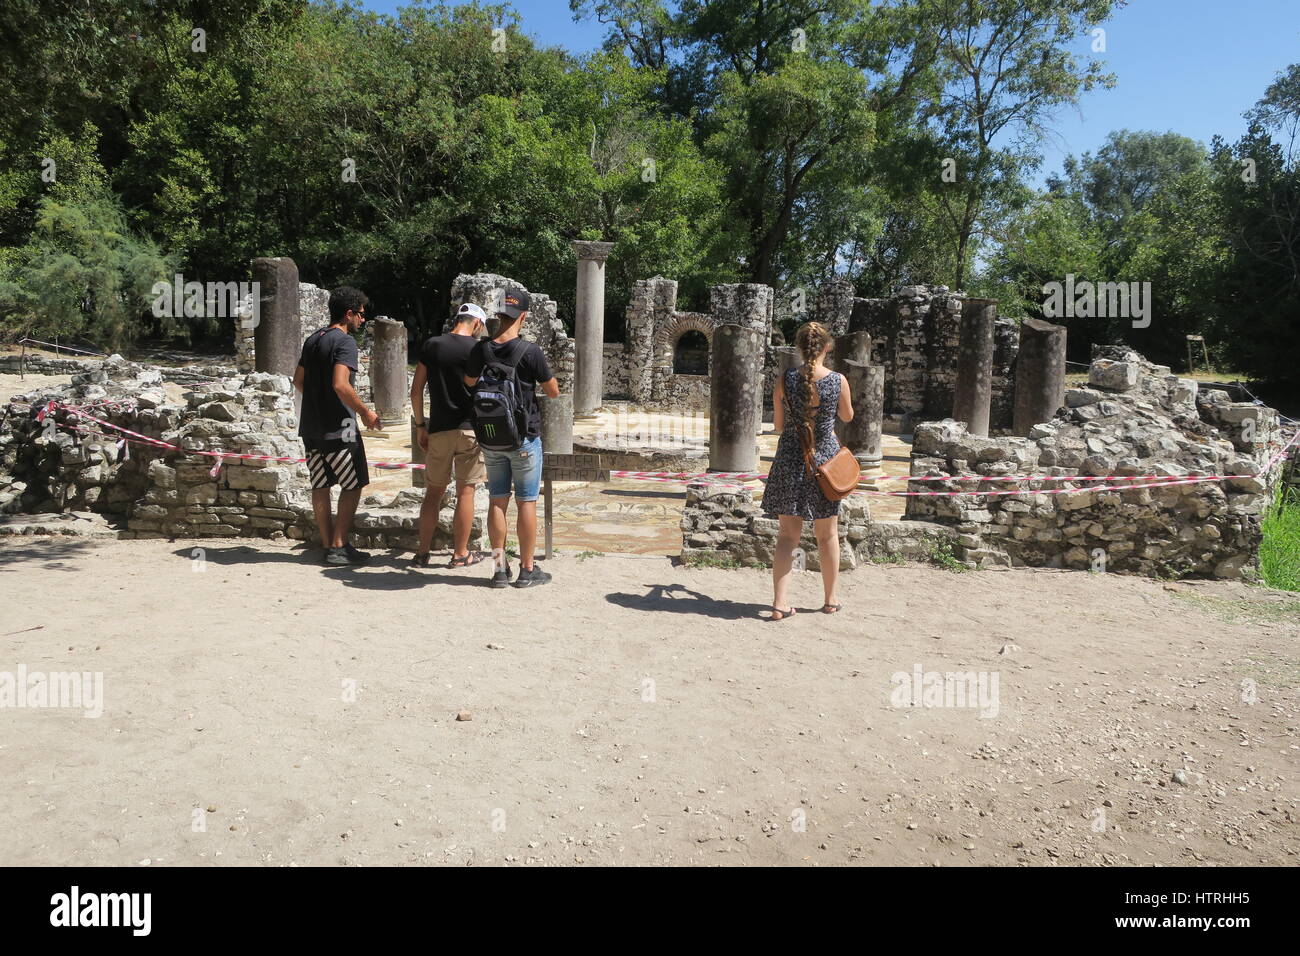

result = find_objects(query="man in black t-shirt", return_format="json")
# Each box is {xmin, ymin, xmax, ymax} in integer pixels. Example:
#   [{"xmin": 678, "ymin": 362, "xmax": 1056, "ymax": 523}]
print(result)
[
  {"xmin": 409, "ymin": 302, "xmax": 489, "ymax": 569},
  {"xmin": 463, "ymin": 287, "xmax": 559, "ymax": 589},
  {"xmin": 292, "ymin": 286, "xmax": 381, "ymax": 566}
]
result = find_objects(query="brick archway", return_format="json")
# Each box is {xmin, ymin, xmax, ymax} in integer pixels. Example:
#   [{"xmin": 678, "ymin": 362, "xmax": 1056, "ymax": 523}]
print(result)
[{"xmin": 653, "ymin": 312, "xmax": 716, "ymax": 366}]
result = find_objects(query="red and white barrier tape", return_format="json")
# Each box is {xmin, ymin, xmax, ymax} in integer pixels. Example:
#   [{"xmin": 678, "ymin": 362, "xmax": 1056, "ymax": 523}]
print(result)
[{"xmin": 36, "ymin": 401, "xmax": 1300, "ymax": 498}]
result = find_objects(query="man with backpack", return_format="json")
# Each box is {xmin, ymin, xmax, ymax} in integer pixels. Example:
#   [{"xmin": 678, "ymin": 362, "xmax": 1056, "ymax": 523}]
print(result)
[{"xmin": 463, "ymin": 287, "xmax": 560, "ymax": 588}]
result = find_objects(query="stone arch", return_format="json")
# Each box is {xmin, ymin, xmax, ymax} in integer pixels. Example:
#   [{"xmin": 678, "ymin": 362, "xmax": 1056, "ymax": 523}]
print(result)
[
  {"xmin": 653, "ymin": 312, "xmax": 716, "ymax": 368},
  {"xmin": 673, "ymin": 329, "xmax": 709, "ymax": 374}
]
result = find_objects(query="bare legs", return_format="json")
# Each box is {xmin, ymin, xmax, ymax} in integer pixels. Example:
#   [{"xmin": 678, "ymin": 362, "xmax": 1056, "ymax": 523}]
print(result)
[
  {"xmin": 772, "ymin": 515, "xmax": 803, "ymax": 615},
  {"xmin": 416, "ymin": 483, "xmax": 478, "ymax": 558},
  {"xmin": 486, "ymin": 496, "xmax": 537, "ymax": 570},
  {"xmin": 770, "ymin": 514, "xmax": 840, "ymax": 616},
  {"xmin": 312, "ymin": 487, "xmax": 361, "ymax": 550},
  {"xmin": 814, "ymin": 515, "xmax": 839, "ymax": 610}
]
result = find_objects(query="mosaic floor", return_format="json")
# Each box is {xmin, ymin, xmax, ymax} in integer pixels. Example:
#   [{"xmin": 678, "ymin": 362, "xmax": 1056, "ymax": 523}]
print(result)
[{"xmin": 363, "ymin": 409, "xmax": 914, "ymax": 556}]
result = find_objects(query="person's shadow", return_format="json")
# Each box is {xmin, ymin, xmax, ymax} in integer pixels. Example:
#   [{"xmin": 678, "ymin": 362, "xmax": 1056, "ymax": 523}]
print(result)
[
  {"xmin": 171, "ymin": 544, "xmax": 313, "ymax": 566},
  {"xmin": 605, "ymin": 582, "xmax": 765, "ymax": 621}
]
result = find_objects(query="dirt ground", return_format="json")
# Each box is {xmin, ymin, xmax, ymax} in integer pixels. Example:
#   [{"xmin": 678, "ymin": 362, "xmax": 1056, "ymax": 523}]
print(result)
[{"xmin": 0, "ymin": 535, "xmax": 1294, "ymax": 866}]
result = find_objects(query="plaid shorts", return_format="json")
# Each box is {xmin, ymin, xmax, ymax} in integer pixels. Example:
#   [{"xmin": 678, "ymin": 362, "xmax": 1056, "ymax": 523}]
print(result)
[{"xmin": 304, "ymin": 438, "xmax": 369, "ymax": 491}]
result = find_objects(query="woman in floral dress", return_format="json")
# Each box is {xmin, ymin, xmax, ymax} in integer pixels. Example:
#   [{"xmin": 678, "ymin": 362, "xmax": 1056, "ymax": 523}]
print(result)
[{"xmin": 762, "ymin": 322, "xmax": 854, "ymax": 621}]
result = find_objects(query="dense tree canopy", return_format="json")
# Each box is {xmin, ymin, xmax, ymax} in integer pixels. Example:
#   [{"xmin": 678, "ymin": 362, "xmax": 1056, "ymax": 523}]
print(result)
[{"xmin": 1, "ymin": 0, "xmax": 1297, "ymax": 389}]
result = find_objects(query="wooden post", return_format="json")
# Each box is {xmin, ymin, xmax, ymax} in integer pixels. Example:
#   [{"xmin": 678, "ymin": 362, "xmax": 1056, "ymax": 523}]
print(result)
[{"xmin": 544, "ymin": 476, "xmax": 554, "ymax": 560}]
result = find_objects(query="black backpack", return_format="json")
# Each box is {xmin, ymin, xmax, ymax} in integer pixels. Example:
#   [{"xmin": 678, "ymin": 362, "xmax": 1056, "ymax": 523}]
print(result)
[{"xmin": 471, "ymin": 342, "xmax": 528, "ymax": 451}]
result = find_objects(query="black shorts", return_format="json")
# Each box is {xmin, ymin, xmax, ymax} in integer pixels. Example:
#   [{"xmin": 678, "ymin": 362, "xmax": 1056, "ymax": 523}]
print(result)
[{"xmin": 304, "ymin": 437, "xmax": 369, "ymax": 491}]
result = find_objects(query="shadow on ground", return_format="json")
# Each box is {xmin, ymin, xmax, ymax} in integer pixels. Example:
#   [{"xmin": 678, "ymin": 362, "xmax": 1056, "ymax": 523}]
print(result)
[
  {"xmin": 605, "ymin": 582, "xmax": 766, "ymax": 621},
  {"xmin": 0, "ymin": 537, "xmax": 102, "ymax": 571}
]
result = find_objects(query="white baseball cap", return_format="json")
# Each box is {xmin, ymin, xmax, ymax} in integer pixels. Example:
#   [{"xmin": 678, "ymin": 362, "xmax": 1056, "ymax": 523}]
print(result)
[{"xmin": 457, "ymin": 302, "xmax": 488, "ymax": 323}]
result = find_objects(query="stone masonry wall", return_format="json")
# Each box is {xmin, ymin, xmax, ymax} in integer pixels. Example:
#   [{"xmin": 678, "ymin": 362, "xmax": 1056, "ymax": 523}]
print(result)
[
  {"xmin": 1, "ymin": 357, "xmax": 476, "ymax": 550},
  {"xmin": 903, "ymin": 351, "xmax": 1280, "ymax": 578},
  {"xmin": 679, "ymin": 484, "xmax": 957, "ymax": 570},
  {"xmin": 850, "ymin": 285, "xmax": 1018, "ymax": 431}
]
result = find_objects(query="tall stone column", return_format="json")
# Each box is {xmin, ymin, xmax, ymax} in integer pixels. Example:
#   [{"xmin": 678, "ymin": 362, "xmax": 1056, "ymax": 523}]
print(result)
[
  {"xmin": 572, "ymin": 240, "xmax": 615, "ymax": 418},
  {"xmin": 371, "ymin": 315, "xmax": 408, "ymax": 426},
  {"xmin": 953, "ymin": 298, "xmax": 997, "ymax": 437},
  {"xmin": 709, "ymin": 324, "xmax": 763, "ymax": 473},
  {"xmin": 1012, "ymin": 317, "xmax": 1068, "ymax": 436},
  {"xmin": 540, "ymin": 393, "xmax": 574, "ymax": 454},
  {"xmin": 840, "ymin": 360, "xmax": 884, "ymax": 473},
  {"xmin": 251, "ymin": 256, "xmax": 300, "ymax": 377}
]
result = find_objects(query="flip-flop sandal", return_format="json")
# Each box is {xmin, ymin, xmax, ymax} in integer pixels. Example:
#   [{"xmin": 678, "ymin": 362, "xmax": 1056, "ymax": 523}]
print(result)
[
  {"xmin": 770, "ymin": 606, "xmax": 796, "ymax": 622},
  {"xmin": 448, "ymin": 552, "xmax": 488, "ymax": 569},
  {"xmin": 822, "ymin": 603, "xmax": 843, "ymax": 614}
]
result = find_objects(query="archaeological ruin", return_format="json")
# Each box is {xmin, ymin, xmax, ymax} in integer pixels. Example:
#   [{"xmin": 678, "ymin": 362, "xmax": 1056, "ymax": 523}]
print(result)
[{"xmin": 1, "ymin": 253, "xmax": 1295, "ymax": 581}]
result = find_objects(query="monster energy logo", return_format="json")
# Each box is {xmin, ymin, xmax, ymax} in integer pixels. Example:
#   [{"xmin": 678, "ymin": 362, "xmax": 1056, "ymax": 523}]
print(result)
[{"xmin": 483, "ymin": 423, "xmax": 496, "ymax": 437}]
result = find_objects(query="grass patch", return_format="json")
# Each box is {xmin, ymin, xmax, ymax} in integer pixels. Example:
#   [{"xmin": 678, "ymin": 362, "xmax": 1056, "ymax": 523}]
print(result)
[
  {"xmin": 574, "ymin": 550, "xmax": 604, "ymax": 561},
  {"xmin": 871, "ymin": 552, "xmax": 908, "ymax": 565},
  {"xmin": 1171, "ymin": 590, "xmax": 1300, "ymax": 627},
  {"xmin": 929, "ymin": 540, "xmax": 969, "ymax": 573},
  {"xmin": 681, "ymin": 550, "xmax": 750, "ymax": 570},
  {"xmin": 1260, "ymin": 488, "xmax": 1300, "ymax": 591}
]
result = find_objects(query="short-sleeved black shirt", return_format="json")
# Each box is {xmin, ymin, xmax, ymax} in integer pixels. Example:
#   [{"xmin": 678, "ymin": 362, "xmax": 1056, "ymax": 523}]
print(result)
[
  {"xmin": 464, "ymin": 337, "xmax": 553, "ymax": 439},
  {"xmin": 297, "ymin": 327, "xmax": 359, "ymax": 441},
  {"xmin": 418, "ymin": 332, "xmax": 478, "ymax": 432}
]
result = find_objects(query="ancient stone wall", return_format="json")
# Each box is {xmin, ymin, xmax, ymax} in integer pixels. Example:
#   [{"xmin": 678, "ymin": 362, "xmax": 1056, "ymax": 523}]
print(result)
[
  {"xmin": 449, "ymin": 273, "xmax": 574, "ymax": 392},
  {"xmin": 617, "ymin": 277, "xmax": 777, "ymax": 413},
  {"xmin": 849, "ymin": 285, "xmax": 1018, "ymax": 431},
  {"xmin": 1, "ymin": 357, "xmax": 474, "ymax": 549},
  {"xmin": 903, "ymin": 352, "xmax": 1280, "ymax": 578},
  {"xmin": 678, "ymin": 484, "xmax": 956, "ymax": 570}
]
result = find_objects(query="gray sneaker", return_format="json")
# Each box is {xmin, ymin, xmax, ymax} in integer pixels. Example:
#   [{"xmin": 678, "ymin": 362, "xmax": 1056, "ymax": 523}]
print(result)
[
  {"xmin": 490, "ymin": 564, "xmax": 513, "ymax": 588},
  {"xmin": 512, "ymin": 565, "xmax": 552, "ymax": 588}
]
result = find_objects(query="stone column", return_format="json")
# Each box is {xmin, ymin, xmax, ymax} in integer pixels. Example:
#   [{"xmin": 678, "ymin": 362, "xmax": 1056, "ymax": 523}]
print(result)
[
  {"xmin": 251, "ymin": 257, "xmax": 300, "ymax": 377},
  {"xmin": 834, "ymin": 331, "xmax": 872, "ymax": 373},
  {"xmin": 840, "ymin": 360, "xmax": 884, "ymax": 473},
  {"xmin": 370, "ymin": 315, "xmax": 408, "ymax": 426},
  {"xmin": 774, "ymin": 346, "xmax": 800, "ymax": 378},
  {"xmin": 572, "ymin": 240, "xmax": 615, "ymax": 418},
  {"xmin": 540, "ymin": 393, "xmax": 574, "ymax": 454},
  {"xmin": 709, "ymin": 324, "xmax": 763, "ymax": 473},
  {"xmin": 1012, "ymin": 317, "xmax": 1068, "ymax": 436},
  {"xmin": 815, "ymin": 278, "xmax": 855, "ymax": 336},
  {"xmin": 953, "ymin": 298, "xmax": 997, "ymax": 437}
]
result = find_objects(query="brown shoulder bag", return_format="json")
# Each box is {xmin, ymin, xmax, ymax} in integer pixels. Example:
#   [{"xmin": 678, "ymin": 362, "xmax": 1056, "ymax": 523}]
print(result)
[{"xmin": 789, "ymin": 376, "xmax": 860, "ymax": 502}]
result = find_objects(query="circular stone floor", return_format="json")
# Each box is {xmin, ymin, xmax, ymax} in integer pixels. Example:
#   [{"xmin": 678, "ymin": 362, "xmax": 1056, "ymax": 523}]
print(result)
[{"xmin": 361, "ymin": 407, "xmax": 913, "ymax": 556}]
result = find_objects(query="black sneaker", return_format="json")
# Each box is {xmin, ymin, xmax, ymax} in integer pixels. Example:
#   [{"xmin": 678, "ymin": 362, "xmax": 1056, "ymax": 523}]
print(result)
[
  {"xmin": 342, "ymin": 544, "xmax": 370, "ymax": 564},
  {"xmin": 512, "ymin": 565, "xmax": 552, "ymax": 589},
  {"xmin": 410, "ymin": 552, "xmax": 431, "ymax": 568},
  {"xmin": 490, "ymin": 563, "xmax": 513, "ymax": 588},
  {"xmin": 324, "ymin": 547, "xmax": 350, "ymax": 566}
]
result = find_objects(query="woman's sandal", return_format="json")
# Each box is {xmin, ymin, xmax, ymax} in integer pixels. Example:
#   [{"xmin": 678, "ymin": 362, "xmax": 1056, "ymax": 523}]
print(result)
[
  {"xmin": 448, "ymin": 551, "xmax": 488, "ymax": 569},
  {"xmin": 821, "ymin": 603, "xmax": 843, "ymax": 614},
  {"xmin": 770, "ymin": 606, "xmax": 796, "ymax": 622}
]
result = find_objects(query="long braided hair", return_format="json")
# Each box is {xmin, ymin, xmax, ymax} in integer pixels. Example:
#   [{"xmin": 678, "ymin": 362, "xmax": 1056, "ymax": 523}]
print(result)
[{"xmin": 793, "ymin": 322, "xmax": 833, "ymax": 449}]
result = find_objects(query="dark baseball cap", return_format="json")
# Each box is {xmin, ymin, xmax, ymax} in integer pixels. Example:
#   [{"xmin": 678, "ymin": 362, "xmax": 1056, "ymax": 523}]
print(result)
[{"xmin": 498, "ymin": 287, "xmax": 530, "ymax": 319}]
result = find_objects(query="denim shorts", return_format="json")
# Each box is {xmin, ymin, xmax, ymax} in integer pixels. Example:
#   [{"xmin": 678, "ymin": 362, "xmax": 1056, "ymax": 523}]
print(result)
[{"xmin": 483, "ymin": 435, "xmax": 542, "ymax": 502}]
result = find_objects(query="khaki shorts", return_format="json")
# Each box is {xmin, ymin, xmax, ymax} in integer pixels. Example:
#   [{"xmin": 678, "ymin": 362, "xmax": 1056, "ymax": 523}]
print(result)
[{"xmin": 424, "ymin": 428, "xmax": 487, "ymax": 487}]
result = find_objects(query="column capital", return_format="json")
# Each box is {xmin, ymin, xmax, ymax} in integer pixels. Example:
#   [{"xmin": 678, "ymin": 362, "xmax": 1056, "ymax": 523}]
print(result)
[{"xmin": 571, "ymin": 240, "xmax": 615, "ymax": 263}]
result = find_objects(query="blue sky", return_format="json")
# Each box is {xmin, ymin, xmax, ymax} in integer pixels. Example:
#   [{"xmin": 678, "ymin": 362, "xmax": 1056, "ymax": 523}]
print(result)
[{"xmin": 358, "ymin": 0, "xmax": 1300, "ymax": 180}]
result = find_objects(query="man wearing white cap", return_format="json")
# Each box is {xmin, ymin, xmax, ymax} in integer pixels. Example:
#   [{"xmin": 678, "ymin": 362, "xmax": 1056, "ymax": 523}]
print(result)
[{"xmin": 410, "ymin": 302, "xmax": 489, "ymax": 568}]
